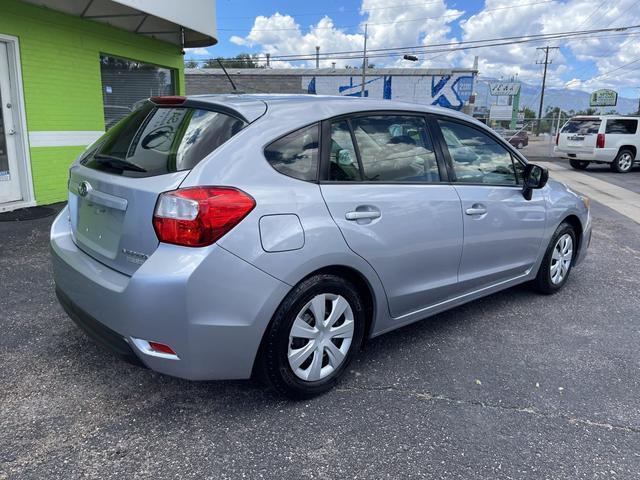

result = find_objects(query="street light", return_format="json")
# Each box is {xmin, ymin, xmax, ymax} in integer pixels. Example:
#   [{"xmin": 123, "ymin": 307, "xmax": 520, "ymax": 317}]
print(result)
[{"xmin": 403, "ymin": 54, "xmax": 418, "ymax": 61}]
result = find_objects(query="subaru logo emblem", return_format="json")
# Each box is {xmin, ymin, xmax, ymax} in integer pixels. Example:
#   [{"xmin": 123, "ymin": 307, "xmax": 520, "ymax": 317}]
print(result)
[{"xmin": 77, "ymin": 181, "xmax": 91, "ymax": 197}]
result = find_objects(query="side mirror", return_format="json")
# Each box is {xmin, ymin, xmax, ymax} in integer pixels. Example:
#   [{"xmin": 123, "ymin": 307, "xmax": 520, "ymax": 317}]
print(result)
[{"xmin": 522, "ymin": 163, "xmax": 549, "ymax": 200}]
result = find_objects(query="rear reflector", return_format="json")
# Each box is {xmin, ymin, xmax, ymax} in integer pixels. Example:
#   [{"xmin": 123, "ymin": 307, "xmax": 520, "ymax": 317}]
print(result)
[
  {"xmin": 596, "ymin": 133, "xmax": 605, "ymax": 148},
  {"xmin": 150, "ymin": 95, "xmax": 186, "ymax": 105},
  {"xmin": 148, "ymin": 341, "xmax": 177, "ymax": 355},
  {"xmin": 153, "ymin": 187, "xmax": 256, "ymax": 247},
  {"xmin": 131, "ymin": 338, "xmax": 180, "ymax": 359}
]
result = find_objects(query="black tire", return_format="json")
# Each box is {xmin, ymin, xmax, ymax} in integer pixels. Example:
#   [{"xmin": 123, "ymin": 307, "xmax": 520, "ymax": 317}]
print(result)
[
  {"xmin": 569, "ymin": 159, "xmax": 589, "ymax": 170},
  {"xmin": 259, "ymin": 274, "xmax": 366, "ymax": 399},
  {"xmin": 610, "ymin": 149, "xmax": 634, "ymax": 173},
  {"xmin": 533, "ymin": 222, "xmax": 577, "ymax": 294}
]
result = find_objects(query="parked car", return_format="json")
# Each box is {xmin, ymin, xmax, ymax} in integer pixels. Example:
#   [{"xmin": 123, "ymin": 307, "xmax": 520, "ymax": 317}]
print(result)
[
  {"xmin": 495, "ymin": 128, "xmax": 529, "ymax": 149},
  {"xmin": 51, "ymin": 95, "xmax": 591, "ymax": 398},
  {"xmin": 555, "ymin": 115, "xmax": 640, "ymax": 173}
]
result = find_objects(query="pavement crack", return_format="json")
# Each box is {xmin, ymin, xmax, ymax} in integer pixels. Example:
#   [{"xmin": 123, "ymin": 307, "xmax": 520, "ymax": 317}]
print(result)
[{"xmin": 337, "ymin": 385, "xmax": 640, "ymax": 434}]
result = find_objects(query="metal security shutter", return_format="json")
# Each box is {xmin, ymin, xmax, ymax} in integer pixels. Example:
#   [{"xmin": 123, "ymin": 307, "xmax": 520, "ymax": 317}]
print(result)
[{"xmin": 100, "ymin": 55, "xmax": 176, "ymax": 129}]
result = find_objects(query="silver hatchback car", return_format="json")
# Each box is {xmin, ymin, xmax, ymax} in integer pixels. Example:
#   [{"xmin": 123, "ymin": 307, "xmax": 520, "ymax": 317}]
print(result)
[{"xmin": 51, "ymin": 94, "xmax": 591, "ymax": 398}]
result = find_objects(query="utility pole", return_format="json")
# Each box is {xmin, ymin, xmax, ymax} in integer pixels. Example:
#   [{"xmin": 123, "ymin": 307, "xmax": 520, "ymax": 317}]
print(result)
[
  {"xmin": 361, "ymin": 23, "xmax": 368, "ymax": 96},
  {"xmin": 315, "ymin": 46, "xmax": 320, "ymax": 69},
  {"xmin": 536, "ymin": 46, "xmax": 559, "ymax": 134},
  {"xmin": 266, "ymin": 53, "xmax": 270, "ymax": 68}
]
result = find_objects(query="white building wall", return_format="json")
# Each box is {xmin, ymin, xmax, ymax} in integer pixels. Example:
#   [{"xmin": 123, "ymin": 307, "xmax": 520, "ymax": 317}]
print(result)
[{"xmin": 302, "ymin": 73, "xmax": 475, "ymax": 110}]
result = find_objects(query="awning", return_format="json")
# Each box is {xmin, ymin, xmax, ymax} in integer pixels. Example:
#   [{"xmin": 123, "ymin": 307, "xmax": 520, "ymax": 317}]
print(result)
[{"xmin": 22, "ymin": 0, "xmax": 217, "ymax": 47}]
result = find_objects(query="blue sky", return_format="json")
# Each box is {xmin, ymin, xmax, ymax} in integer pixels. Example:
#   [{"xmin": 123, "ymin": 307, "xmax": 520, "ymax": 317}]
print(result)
[
  {"xmin": 213, "ymin": 0, "xmax": 469, "ymax": 57},
  {"xmin": 186, "ymin": 0, "xmax": 640, "ymax": 98}
]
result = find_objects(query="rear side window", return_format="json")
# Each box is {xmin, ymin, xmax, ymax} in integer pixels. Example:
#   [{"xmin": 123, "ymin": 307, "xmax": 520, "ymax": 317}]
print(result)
[
  {"xmin": 81, "ymin": 103, "xmax": 245, "ymax": 177},
  {"xmin": 605, "ymin": 119, "xmax": 638, "ymax": 134},
  {"xmin": 264, "ymin": 124, "xmax": 319, "ymax": 181},
  {"xmin": 350, "ymin": 115, "xmax": 440, "ymax": 182},
  {"xmin": 561, "ymin": 119, "xmax": 601, "ymax": 134},
  {"xmin": 327, "ymin": 115, "xmax": 440, "ymax": 183}
]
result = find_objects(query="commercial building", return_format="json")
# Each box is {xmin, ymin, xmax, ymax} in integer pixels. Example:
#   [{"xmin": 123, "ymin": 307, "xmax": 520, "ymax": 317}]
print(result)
[
  {"xmin": 0, "ymin": 0, "xmax": 216, "ymax": 211},
  {"xmin": 186, "ymin": 67, "xmax": 477, "ymax": 112}
]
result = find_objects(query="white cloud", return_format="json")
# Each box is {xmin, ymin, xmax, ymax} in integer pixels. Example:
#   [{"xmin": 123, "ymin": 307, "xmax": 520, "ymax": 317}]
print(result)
[
  {"xmin": 224, "ymin": 0, "xmax": 640, "ymax": 94},
  {"xmin": 185, "ymin": 47, "xmax": 212, "ymax": 56},
  {"xmin": 228, "ymin": 1, "xmax": 462, "ymax": 68}
]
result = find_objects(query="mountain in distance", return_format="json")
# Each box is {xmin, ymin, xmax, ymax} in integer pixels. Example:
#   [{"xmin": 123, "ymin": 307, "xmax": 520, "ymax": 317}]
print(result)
[{"xmin": 474, "ymin": 78, "xmax": 639, "ymax": 114}]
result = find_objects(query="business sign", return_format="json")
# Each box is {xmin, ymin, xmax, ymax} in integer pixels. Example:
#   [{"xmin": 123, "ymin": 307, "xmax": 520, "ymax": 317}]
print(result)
[
  {"xmin": 489, "ymin": 105, "xmax": 513, "ymax": 120},
  {"xmin": 489, "ymin": 82, "xmax": 521, "ymax": 96},
  {"xmin": 590, "ymin": 89, "xmax": 618, "ymax": 107}
]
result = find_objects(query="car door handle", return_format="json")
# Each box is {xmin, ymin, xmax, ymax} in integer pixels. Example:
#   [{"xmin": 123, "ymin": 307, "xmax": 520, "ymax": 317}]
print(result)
[
  {"xmin": 465, "ymin": 205, "xmax": 487, "ymax": 216},
  {"xmin": 345, "ymin": 210, "xmax": 381, "ymax": 221}
]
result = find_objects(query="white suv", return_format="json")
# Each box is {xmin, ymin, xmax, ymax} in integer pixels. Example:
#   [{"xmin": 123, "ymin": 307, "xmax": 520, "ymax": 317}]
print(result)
[{"xmin": 555, "ymin": 116, "xmax": 639, "ymax": 173}]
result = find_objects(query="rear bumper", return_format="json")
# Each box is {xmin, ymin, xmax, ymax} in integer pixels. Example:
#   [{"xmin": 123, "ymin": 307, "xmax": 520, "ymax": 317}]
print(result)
[
  {"xmin": 51, "ymin": 206, "xmax": 291, "ymax": 380},
  {"xmin": 55, "ymin": 287, "xmax": 144, "ymax": 367},
  {"xmin": 554, "ymin": 147, "xmax": 617, "ymax": 163}
]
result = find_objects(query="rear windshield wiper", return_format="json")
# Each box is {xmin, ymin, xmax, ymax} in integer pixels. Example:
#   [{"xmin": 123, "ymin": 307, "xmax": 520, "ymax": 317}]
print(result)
[{"xmin": 93, "ymin": 154, "xmax": 147, "ymax": 172}]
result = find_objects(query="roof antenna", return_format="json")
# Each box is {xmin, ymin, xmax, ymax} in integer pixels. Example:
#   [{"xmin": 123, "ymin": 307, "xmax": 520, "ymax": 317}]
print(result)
[{"xmin": 217, "ymin": 58, "xmax": 238, "ymax": 92}]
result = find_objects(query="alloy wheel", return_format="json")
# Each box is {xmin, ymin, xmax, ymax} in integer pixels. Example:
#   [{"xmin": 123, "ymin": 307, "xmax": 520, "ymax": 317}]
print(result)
[
  {"xmin": 287, "ymin": 293, "xmax": 354, "ymax": 381},
  {"xmin": 550, "ymin": 233, "xmax": 573, "ymax": 285},
  {"xmin": 617, "ymin": 152, "xmax": 633, "ymax": 172}
]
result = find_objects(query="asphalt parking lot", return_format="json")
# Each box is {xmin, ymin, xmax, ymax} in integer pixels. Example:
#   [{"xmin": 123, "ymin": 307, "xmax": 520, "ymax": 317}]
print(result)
[{"xmin": 2, "ymin": 189, "xmax": 640, "ymax": 478}]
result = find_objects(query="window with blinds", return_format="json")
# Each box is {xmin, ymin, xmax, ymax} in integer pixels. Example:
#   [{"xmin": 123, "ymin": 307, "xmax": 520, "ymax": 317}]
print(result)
[{"xmin": 100, "ymin": 54, "xmax": 176, "ymax": 129}]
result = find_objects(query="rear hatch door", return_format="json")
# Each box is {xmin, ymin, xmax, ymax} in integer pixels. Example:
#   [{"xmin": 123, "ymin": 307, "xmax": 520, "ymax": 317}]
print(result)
[
  {"xmin": 557, "ymin": 117, "xmax": 601, "ymax": 153},
  {"xmin": 68, "ymin": 100, "xmax": 247, "ymax": 276}
]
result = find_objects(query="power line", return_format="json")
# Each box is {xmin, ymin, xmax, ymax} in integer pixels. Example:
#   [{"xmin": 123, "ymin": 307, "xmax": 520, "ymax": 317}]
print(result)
[
  {"xmin": 574, "ymin": 0, "xmax": 608, "ymax": 31},
  {"xmin": 600, "ymin": 0, "xmax": 639, "ymax": 29},
  {"xmin": 548, "ymin": 0, "xmax": 640, "ymax": 89},
  {"xmin": 217, "ymin": 0, "xmax": 555, "ymax": 32},
  {"xmin": 584, "ymin": 57, "xmax": 640, "ymax": 82},
  {"xmin": 193, "ymin": 25, "xmax": 640, "ymax": 65},
  {"xmin": 240, "ymin": 24, "xmax": 640, "ymax": 62}
]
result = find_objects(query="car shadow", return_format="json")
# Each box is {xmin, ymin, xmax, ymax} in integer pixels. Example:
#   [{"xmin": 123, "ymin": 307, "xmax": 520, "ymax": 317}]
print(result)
[{"xmin": 60, "ymin": 281, "xmax": 543, "ymax": 409}]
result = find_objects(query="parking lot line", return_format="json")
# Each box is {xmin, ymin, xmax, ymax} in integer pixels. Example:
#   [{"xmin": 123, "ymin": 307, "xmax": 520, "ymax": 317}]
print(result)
[{"xmin": 538, "ymin": 161, "xmax": 640, "ymax": 224}]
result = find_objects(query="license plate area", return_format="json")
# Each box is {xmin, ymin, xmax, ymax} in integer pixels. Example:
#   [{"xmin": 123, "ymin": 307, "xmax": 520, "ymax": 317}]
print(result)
[{"xmin": 76, "ymin": 199, "xmax": 125, "ymax": 260}]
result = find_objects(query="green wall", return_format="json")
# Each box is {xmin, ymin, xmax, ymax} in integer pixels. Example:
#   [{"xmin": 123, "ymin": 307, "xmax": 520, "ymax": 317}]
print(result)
[{"xmin": 1, "ymin": 0, "xmax": 186, "ymax": 204}]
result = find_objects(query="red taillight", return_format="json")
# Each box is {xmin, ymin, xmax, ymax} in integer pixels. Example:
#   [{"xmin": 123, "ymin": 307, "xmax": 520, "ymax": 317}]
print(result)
[
  {"xmin": 148, "ymin": 341, "xmax": 176, "ymax": 355},
  {"xmin": 150, "ymin": 95, "xmax": 186, "ymax": 105},
  {"xmin": 153, "ymin": 187, "xmax": 255, "ymax": 247},
  {"xmin": 555, "ymin": 133, "xmax": 559, "ymax": 145},
  {"xmin": 596, "ymin": 133, "xmax": 605, "ymax": 148}
]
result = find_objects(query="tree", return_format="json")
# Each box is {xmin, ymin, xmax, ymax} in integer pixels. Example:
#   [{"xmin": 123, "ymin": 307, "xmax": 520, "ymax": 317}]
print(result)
[
  {"xmin": 574, "ymin": 107, "xmax": 597, "ymax": 115},
  {"xmin": 203, "ymin": 53, "xmax": 263, "ymax": 69},
  {"xmin": 184, "ymin": 60, "xmax": 198, "ymax": 68},
  {"xmin": 544, "ymin": 106, "xmax": 569, "ymax": 119},
  {"xmin": 522, "ymin": 107, "xmax": 536, "ymax": 119}
]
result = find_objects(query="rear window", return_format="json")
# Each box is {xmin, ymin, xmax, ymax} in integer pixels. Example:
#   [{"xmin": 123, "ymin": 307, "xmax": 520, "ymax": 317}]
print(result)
[
  {"xmin": 81, "ymin": 103, "xmax": 245, "ymax": 177},
  {"xmin": 605, "ymin": 119, "xmax": 638, "ymax": 134},
  {"xmin": 561, "ymin": 119, "xmax": 601, "ymax": 134}
]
